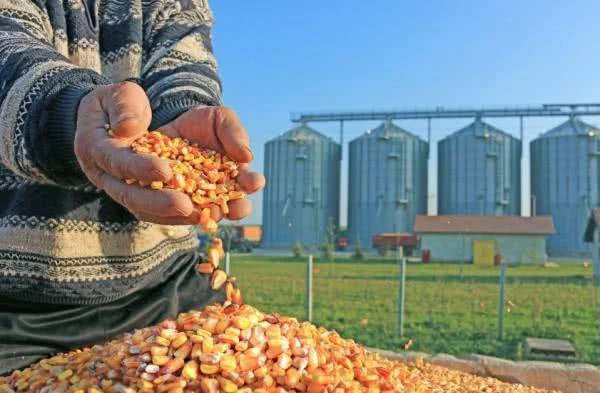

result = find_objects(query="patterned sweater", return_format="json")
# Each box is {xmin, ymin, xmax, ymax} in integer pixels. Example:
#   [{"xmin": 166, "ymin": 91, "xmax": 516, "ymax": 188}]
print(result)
[{"xmin": 0, "ymin": 0, "xmax": 222, "ymax": 306}]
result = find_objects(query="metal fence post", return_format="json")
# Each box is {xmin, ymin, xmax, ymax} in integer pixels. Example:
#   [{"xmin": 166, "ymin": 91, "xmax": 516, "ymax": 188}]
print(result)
[
  {"xmin": 594, "ymin": 233, "xmax": 600, "ymax": 337},
  {"xmin": 498, "ymin": 261, "xmax": 506, "ymax": 340},
  {"xmin": 596, "ymin": 282, "xmax": 600, "ymax": 339},
  {"xmin": 307, "ymin": 254, "xmax": 313, "ymax": 322},
  {"xmin": 398, "ymin": 255, "xmax": 406, "ymax": 337},
  {"xmin": 225, "ymin": 252, "xmax": 231, "ymax": 275}
]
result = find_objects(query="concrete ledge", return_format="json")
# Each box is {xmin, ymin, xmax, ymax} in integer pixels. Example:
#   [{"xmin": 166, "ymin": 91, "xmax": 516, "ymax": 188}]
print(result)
[{"xmin": 368, "ymin": 348, "xmax": 600, "ymax": 393}]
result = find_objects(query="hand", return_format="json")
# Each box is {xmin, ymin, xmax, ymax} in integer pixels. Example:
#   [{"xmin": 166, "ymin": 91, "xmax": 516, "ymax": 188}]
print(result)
[
  {"xmin": 160, "ymin": 106, "xmax": 265, "ymax": 221},
  {"xmin": 74, "ymin": 82, "xmax": 264, "ymax": 224}
]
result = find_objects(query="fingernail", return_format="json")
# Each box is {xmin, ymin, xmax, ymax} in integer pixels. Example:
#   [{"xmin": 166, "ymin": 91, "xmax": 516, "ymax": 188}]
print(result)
[
  {"xmin": 244, "ymin": 146, "xmax": 254, "ymax": 161},
  {"xmin": 174, "ymin": 203, "xmax": 194, "ymax": 217},
  {"xmin": 118, "ymin": 113, "xmax": 139, "ymax": 124}
]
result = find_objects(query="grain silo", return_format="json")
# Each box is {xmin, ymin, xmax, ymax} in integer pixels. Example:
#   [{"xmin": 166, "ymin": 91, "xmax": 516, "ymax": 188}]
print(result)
[
  {"xmin": 438, "ymin": 119, "xmax": 521, "ymax": 216},
  {"xmin": 347, "ymin": 120, "xmax": 428, "ymax": 247},
  {"xmin": 530, "ymin": 117, "xmax": 600, "ymax": 257},
  {"xmin": 262, "ymin": 124, "xmax": 341, "ymax": 247}
]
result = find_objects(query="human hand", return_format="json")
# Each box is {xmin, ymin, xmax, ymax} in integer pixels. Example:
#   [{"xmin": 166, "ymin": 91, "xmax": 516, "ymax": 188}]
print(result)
[
  {"xmin": 159, "ymin": 106, "xmax": 265, "ymax": 221},
  {"xmin": 74, "ymin": 82, "xmax": 264, "ymax": 224}
]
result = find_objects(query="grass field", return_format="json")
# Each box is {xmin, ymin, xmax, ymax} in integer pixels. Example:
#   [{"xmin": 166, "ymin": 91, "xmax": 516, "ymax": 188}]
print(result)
[{"xmin": 228, "ymin": 255, "xmax": 600, "ymax": 364}]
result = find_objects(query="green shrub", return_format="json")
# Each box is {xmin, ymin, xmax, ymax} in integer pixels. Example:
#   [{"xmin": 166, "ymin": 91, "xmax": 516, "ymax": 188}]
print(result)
[
  {"xmin": 353, "ymin": 240, "xmax": 364, "ymax": 260},
  {"xmin": 292, "ymin": 242, "xmax": 303, "ymax": 258},
  {"xmin": 321, "ymin": 239, "xmax": 333, "ymax": 261}
]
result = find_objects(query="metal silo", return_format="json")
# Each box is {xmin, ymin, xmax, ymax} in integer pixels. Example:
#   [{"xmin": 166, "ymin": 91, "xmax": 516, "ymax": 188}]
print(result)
[
  {"xmin": 531, "ymin": 117, "xmax": 600, "ymax": 257},
  {"xmin": 438, "ymin": 119, "xmax": 522, "ymax": 216},
  {"xmin": 262, "ymin": 124, "xmax": 341, "ymax": 247},
  {"xmin": 347, "ymin": 120, "xmax": 428, "ymax": 247}
]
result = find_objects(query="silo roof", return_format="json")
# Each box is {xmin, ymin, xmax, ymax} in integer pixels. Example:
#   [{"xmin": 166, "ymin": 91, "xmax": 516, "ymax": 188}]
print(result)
[
  {"xmin": 536, "ymin": 117, "xmax": 600, "ymax": 139},
  {"xmin": 440, "ymin": 118, "xmax": 518, "ymax": 142},
  {"xmin": 414, "ymin": 215, "xmax": 555, "ymax": 235},
  {"xmin": 270, "ymin": 124, "xmax": 337, "ymax": 144},
  {"xmin": 353, "ymin": 120, "xmax": 424, "ymax": 141}
]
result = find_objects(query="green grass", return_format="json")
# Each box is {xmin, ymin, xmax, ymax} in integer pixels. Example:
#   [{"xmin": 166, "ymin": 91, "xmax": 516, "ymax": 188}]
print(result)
[{"xmin": 228, "ymin": 256, "xmax": 600, "ymax": 364}]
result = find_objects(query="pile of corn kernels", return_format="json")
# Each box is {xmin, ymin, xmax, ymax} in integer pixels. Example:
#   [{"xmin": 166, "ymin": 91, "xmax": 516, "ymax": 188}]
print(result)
[
  {"xmin": 128, "ymin": 131, "xmax": 246, "ymax": 233},
  {"xmin": 0, "ymin": 302, "xmax": 561, "ymax": 393}
]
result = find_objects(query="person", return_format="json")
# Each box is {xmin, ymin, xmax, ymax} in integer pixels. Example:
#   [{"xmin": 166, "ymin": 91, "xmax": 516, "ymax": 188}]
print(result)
[{"xmin": 0, "ymin": 0, "xmax": 264, "ymax": 375}]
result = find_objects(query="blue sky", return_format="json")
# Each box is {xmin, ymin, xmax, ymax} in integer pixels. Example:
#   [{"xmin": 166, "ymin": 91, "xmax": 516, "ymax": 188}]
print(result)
[{"xmin": 210, "ymin": 0, "xmax": 600, "ymax": 226}]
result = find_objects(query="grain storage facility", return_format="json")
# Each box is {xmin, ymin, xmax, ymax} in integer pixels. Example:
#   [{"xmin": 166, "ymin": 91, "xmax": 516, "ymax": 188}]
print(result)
[
  {"xmin": 438, "ymin": 119, "xmax": 521, "ymax": 216},
  {"xmin": 262, "ymin": 124, "xmax": 341, "ymax": 247},
  {"xmin": 531, "ymin": 117, "xmax": 600, "ymax": 257},
  {"xmin": 347, "ymin": 120, "xmax": 428, "ymax": 247},
  {"xmin": 414, "ymin": 215, "xmax": 555, "ymax": 264}
]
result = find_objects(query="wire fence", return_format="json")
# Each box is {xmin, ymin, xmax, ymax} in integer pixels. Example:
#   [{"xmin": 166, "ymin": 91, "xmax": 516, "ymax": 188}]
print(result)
[{"xmin": 228, "ymin": 253, "xmax": 600, "ymax": 365}]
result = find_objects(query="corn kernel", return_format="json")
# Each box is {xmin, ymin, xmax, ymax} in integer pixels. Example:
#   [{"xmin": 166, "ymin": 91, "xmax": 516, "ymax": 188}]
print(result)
[
  {"xmin": 181, "ymin": 360, "xmax": 198, "ymax": 381},
  {"xmin": 150, "ymin": 181, "xmax": 163, "ymax": 190},
  {"xmin": 151, "ymin": 354, "xmax": 170, "ymax": 366},
  {"xmin": 210, "ymin": 270, "xmax": 227, "ymax": 290},
  {"xmin": 220, "ymin": 355, "xmax": 237, "ymax": 372},
  {"xmin": 219, "ymin": 377, "xmax": 238, "ymax": 393},
  {"xmin": 200, "ymin": 363, "xmax": 219, "ymax": 375}
]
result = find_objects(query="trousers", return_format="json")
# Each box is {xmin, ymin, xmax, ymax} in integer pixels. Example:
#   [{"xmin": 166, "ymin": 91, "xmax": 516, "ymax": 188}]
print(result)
[{"xmin": 0, "ymin": 250, "xmax": 225, "ymax": 375}]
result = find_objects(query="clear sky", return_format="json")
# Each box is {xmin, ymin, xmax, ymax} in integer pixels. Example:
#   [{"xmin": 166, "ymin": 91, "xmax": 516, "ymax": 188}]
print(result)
[{"xmin": 210, "ymin": 0, "xmax": 600, "ymax": 226}]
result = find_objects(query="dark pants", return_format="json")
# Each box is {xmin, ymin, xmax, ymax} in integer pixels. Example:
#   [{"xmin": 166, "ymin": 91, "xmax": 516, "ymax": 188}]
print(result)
[{"xmin": 0, "ymin": 251, "xmax": 225, "ymax": 376}]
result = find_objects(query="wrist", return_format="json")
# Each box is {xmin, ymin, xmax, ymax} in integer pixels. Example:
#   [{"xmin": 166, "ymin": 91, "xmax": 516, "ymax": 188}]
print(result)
[{"xmin": 42, "ymin": 84, "xmax": 97, "ymax": 185}]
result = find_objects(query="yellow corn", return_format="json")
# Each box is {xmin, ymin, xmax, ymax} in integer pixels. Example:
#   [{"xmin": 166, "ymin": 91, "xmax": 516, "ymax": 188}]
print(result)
[
  {"xmin": 0, "ymin": 302, "xmax": 560, "ymax": 393},
  {"xmin": 129, "ymin": 131, "xmax": 247, "ymax": 234}
]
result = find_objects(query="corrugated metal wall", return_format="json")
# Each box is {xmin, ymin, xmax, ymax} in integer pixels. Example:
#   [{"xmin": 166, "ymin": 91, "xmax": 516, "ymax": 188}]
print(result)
[
  {"xmin": 438, "ymin": 119, "xmax": 521, "ymax": 216},
  {"xmin": 262, "ymin": 124, "xmax": 341, "ymax": 247},
  {"xmin": 347, "ymin": 120, "xmax": 428, "ymax": 247},
  {"xmin": 530, "ymin": 117, "xmax": 600, "ymax": 257}
]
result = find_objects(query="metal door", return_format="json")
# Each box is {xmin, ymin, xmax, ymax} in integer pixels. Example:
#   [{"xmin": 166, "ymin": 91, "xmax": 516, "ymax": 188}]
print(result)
[{"xmin": 473, "ymin": 239, "xmax": 495, "ymax": 265}]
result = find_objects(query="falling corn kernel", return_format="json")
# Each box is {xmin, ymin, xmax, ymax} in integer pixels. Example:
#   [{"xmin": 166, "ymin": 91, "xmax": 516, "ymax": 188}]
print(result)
[
  {"xmin": 196, "ymin": 262, "xmax": 215, "ymax": 274},
  {"xmin": 208, "ymin": 248, "xmax": 221, "ymax": 269},
  {"xmin": 210, "ymin": 270, "xmax": 228, "ymax": 290},
  {"xmin": 232, "ymin": 288, "xmax": 243, "ymax": 305}
]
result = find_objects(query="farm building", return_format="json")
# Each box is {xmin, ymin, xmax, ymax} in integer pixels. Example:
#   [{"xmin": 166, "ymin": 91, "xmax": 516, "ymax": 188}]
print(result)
[
  {"xmin": 414, "ymin": 215, "xmax": 555, "ymax": 264},
  {"xmin": 583, "ymin": 208, "xmax": 600, "ymax": 283}
]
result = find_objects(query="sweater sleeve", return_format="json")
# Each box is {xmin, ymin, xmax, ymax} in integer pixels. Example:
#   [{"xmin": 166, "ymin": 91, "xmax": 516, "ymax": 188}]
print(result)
[
  {"xmin": 0, "ymin": 1, "xmax": 109, "ymax": 186},
  {"xmin": 141, "ymin": 0, "xmax": 223, "ymax": 130}
]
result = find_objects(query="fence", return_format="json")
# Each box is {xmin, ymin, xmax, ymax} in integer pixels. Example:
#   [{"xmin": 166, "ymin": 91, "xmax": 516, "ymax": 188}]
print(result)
[{"xmin": 226, "ymin": 252, "xmax": 600, "ymax": 365}]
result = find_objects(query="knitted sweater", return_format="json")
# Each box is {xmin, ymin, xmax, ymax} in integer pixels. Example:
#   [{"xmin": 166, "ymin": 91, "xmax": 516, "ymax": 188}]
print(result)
[{"xmin": 0, "ymin": 0, "xmax": 222, "ymax": 306}]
